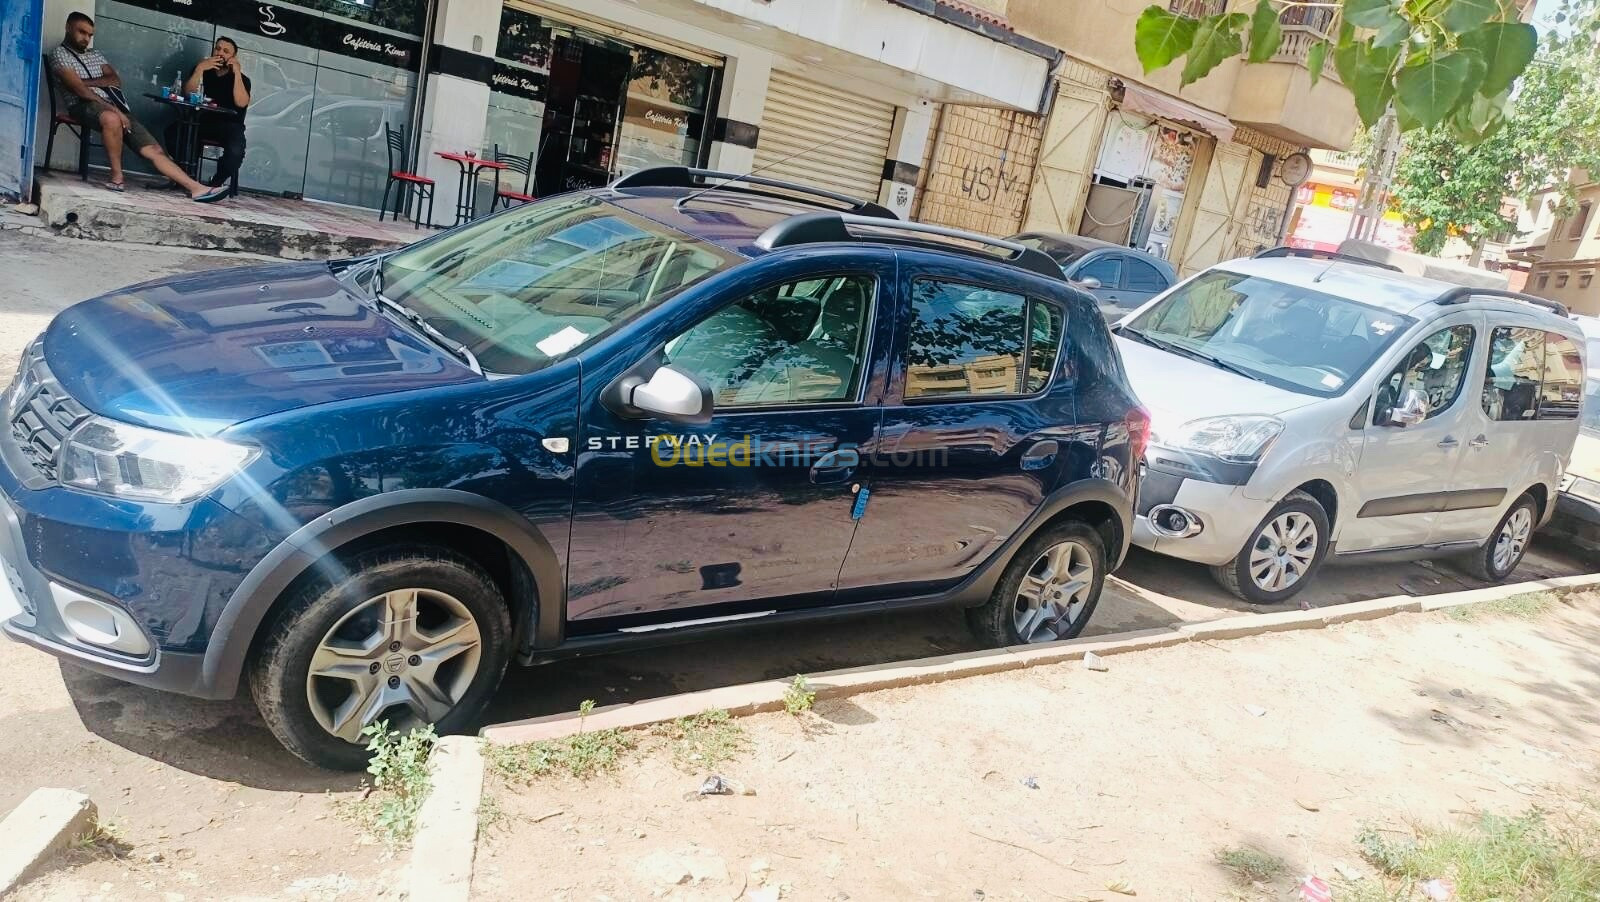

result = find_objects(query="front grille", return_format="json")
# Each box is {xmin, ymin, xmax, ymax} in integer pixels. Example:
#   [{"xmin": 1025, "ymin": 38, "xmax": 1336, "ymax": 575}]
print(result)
[{"xmin": 7, "ymin": 343, "xmax": 91, "ymax": 480}]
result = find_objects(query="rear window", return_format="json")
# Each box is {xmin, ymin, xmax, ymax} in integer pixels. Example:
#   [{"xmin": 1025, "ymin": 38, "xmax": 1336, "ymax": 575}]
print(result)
[
  {"xmin": 1482, "ymin": 328, "xmax": 1586, "ymax": 422},
  {"xmin": 903, "ymin": 280, "xmax": 1063, "ymax": 399}
]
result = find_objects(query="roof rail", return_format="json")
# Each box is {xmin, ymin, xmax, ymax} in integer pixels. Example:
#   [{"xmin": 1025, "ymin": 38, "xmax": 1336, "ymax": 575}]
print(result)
[
  {"xmin": 1254, "ymin": 245, "xmax": 1403, "ymax": 273},
  {"xmin": 1434, "ymin": 286, "xmax": 1571, "ymax": 318},
  {"xmin": 609, "ymin": 166, "xmax": 898, "ymax": 220},
  {"xmin": 755, "ymin": 212, "xmax": 1065, "ymax": 280}
]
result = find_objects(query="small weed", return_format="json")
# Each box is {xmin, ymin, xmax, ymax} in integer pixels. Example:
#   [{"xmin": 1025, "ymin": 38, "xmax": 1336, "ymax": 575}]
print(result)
[
  {"xmin": 783, "ymin": 675, "xmax": 816, "ymax": 715},
  {"xmin": 70, "ymin": 819, "xmax": 132, "ymax": 858},
  {"xmin": 658, "ymin": 560, "xmax": 695, "ymax": 574},
  {"xmin": 655, "ymin": 708, "xmax": 747, "ymax": 771},
  {"xmin": 1445, "ymin": 591, "xmax": 1555, "ymax": 622},
  {"xmin": 487, "ymin": 699, "xmax": 636, "ymax": 781},
  {"xmin": 1213, "ymin": 844, "xmax": 1288, "ymax": 885},
  {"xmin": 340, "ymin": 721, "xmax": 437, "ymax": 847},
  {"xmin": 1352, "ymin": 808, "xmax": 1600, "ymax": 899},
  {"xmin": 477, "ymin": 792, "xmax": 506, "ymax": 834}
]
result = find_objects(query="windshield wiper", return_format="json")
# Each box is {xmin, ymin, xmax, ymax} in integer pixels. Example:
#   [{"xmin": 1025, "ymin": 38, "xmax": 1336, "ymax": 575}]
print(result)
[
  {"xmin": 1120, "ymin": 327, "xmax": 1264, "ymax": 384},
  {"xmin": 372, "ymin": 291, "xmax": 483, "ymax": 375}
]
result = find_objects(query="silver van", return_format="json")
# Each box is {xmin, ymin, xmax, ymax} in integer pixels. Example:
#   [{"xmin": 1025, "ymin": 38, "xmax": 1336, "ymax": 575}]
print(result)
[{"xmin": 1114, "ymin": 250, "xmax": 1586, "ymax": 603}]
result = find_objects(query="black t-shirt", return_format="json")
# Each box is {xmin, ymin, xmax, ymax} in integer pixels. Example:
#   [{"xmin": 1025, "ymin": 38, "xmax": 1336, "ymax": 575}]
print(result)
[{"xmin": 202, "ymin": 68, "xmax": 252, "ymax": 118}]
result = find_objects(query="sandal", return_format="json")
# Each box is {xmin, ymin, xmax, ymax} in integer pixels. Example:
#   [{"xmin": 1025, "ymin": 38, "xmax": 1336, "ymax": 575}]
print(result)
[
  {"xmin": 106, "ymin": 181, "xmax": 125, "ymax": 192},
  {"xmin": 192, "ymin": 185, "xmax": 230, "ymax": 204}
]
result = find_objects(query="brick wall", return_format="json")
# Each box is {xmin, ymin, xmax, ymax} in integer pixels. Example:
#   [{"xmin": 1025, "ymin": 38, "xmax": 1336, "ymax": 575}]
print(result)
[
  {"xmin": 1230, "ymin": 126, "xmax": 1304, "ymax": 257},
  {"xmin": 914, "ymin": 105, "xmax": 1044, "ymax": 236}
]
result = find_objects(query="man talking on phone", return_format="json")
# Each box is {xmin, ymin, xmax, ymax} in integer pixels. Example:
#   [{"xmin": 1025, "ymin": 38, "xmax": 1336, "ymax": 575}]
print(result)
[{"xmin": 167, "ymin": 36, "xmax": 252, "ymax": 191}]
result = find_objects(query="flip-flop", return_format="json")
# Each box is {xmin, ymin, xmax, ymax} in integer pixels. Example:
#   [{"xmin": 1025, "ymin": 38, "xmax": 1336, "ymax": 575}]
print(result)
[
  {"xmin": 192, "ymin": 186, "xmax": 230, "ymax": 204},
  {"xmin": 106, "ymin": 181, "xmax": 125, "ymax": 192}
]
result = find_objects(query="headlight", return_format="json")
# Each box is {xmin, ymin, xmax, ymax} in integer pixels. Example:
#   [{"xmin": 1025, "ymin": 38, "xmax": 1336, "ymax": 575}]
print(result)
[
  {"xmin": 59, "ymin": 418, "xmax": 257, "ymax": 503},
  {"xmin": 1164, "ymin": 415, "xmax": 1284, "ymax": 463}
]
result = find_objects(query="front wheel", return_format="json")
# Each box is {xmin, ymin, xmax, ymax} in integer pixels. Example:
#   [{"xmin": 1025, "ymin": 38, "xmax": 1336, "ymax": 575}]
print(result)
[
  {"xmin": 967, "ymin": 521, "xmax": 1107, "ymax": 647},
  {"xmin": 249, "ymin": 547, "xmax": 512, "ymax": 770},
  {"xmin": 1211, "ymin": 490, "xmax": 1330, "ymax": 604},
  {"xmin": 1461, "ymin": 493, "xmax": 1537, "ymax": 583}
]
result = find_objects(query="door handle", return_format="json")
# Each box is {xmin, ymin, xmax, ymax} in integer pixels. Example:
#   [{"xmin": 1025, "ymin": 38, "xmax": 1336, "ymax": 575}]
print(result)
[
  {"xmin": 1021, "ymin": 440, "xmax": 1060, "ymax": 471},
  {"xmin": 809, "ymin": 448, "xmax": 856, "ymax": 485},
  {"xmin": 1469, "ymin": 435, "xmax": 1489, "ymax": 448},
  {"xmin": 1437, "ymin": 437, "xmax": 1459, "ymax": 449}
]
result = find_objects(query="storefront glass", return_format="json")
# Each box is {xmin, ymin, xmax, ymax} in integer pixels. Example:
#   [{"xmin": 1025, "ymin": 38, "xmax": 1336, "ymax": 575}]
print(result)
[
  {"xmin": 484, "ymin": 6, "xmax": 717, "ymax": 200},
  {"xmin": 81, "ymin": 0, "xmax": 422, "ymax": 208}
]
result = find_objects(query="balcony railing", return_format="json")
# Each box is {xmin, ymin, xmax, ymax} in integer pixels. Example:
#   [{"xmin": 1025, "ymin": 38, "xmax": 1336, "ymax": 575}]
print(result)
[
  {"xmin": 1271, "ymin": 6, "xmax": 1340, "ymax": 82},
  {"xmin": 1169, "ymin": 0, "xmax": 1227, "ymax": 17}
]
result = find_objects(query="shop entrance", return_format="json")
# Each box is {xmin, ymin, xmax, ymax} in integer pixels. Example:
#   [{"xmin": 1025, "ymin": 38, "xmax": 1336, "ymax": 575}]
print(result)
[{"xmin": 536, "ymin": 30, "xmax": 630, "ymax": 196}]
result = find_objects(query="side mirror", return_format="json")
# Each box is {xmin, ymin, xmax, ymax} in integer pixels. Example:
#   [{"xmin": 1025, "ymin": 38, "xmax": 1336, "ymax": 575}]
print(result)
[
  {"xmin": 604, "ymin": 362, "xmax": 714, "ymax": 425},
  {"xmin": 1077, "ymin": 276, "xmax": 1103, "ymax": 290},
  {"xmin": 1387, "ymin": 388, "xmax": 1429, "ymax": 427}
]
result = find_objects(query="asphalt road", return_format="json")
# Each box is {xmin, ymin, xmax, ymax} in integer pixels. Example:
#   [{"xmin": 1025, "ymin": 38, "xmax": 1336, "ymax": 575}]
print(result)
[{"xmin": 0, "ymin": 230, "xmax": 1591, "ymax": 788}]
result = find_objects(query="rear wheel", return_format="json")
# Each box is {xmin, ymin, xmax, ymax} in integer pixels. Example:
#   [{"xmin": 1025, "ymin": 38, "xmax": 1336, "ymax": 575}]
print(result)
[
  {"xmin": 249, "ymin": 547, "xmax": 512, "ymax": 771},
  {"xmin": 1211, "ymin": 490, "xmax": 1330, "ymax": 604},
  {"xmin": 967, "ymin": 521, "xmax": 1106, "ymax": 647},
  {"xmin": 1462, "ymin": 494, "xmax": 1537, "ymax": 582}
]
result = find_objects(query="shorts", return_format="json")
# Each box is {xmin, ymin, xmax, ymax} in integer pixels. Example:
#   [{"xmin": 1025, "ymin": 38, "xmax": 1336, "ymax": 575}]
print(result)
[{"xmin": 69, "ymin": 98, "xmax": 159, "ymax": 152}]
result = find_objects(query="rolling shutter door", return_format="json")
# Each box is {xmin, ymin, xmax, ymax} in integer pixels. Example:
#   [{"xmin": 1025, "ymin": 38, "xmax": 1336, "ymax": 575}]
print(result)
[{"xmin": 754, "ymin": 72, "xmax": 894, "ymax": 201}]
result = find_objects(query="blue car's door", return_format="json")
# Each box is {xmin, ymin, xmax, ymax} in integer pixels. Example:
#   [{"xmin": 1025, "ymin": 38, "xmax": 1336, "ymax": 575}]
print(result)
[
  {"xmin": 836, "ymin": 255, "xmax": 1076, "ymax": 598},
  {"xmin": 565, "ymin": 253, "xmax": 897, "ymax": 627}
]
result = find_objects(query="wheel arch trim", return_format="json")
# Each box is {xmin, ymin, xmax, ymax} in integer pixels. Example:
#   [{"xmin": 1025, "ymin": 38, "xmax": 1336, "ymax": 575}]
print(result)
[{"xmin": 202, "ymin": 489, "xmax": 564, "ymax": 699}]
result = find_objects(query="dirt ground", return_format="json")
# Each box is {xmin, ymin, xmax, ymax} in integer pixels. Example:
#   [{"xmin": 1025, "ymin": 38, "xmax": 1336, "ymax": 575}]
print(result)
[{"xmin": 474, "ymin": 593, "xmax": 1600, "ymax": 901}]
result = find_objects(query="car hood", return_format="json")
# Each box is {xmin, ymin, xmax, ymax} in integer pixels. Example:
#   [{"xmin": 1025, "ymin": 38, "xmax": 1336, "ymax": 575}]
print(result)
[
  {"xmin": 1114, "ymin": 335, "xmax": 1317, "ymax": 438},
  {"xmin": 43, "ymin": 262, "xmax": 482, "ymax": 435}
]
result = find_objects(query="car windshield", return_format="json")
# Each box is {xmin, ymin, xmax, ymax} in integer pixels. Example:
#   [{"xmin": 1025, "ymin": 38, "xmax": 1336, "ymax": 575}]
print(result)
[
  {"xmin": 1123, "ymin": 269, "xmax": 1415, "ymax": 397},
  {"xmin": 1583, "ymin": 337, "xmax": 1600, "ymax": 437},
  {"xmin": 379, "ymin": 195, "xmax": 735, "ymax": 374}
]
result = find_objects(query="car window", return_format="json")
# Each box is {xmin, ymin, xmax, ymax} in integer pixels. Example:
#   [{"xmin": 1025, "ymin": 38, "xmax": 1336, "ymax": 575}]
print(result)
[
  {"xmin": 1482, "ymin": 327, "xmax": 1545, "ymax": 421},
  {"xmin": 1124, "ymin": 269, "xmax": 1415, "ymax": 397},
  {"xmin": 1373, "ymin": 325, "xmax": 1474, "ymax": 425},
  {"xmin": 1076, "ymin": 255, "xmax": 1121, "ymax": 287},
  {"xmin": 665, "ymin": 275, "xmax": 875, "ymax": 407},
  {"xmin": 1539, "ymin": 332, "xmax": 1584, "ymax": 421},
  {"xmin": 1125, "ymin": 259, "xmax": 1167, "ymax": 292},
  {"xmin": 903, "ymin": 280, "xmax": 1061, "ymax": 399},
  {"xmin": 381, "ymin": 195, "xmax": 735, "ymax": 374}
]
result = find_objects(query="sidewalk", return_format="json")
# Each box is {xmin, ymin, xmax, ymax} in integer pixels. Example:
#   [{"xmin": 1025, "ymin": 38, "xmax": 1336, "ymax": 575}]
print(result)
[
  {"xmin": 35, "ymin": 173, "xmax": 419, "ymax": 259},
  {"xmin": 473, "ymin": 591, "xmax": 1600, "ymax": 900}
]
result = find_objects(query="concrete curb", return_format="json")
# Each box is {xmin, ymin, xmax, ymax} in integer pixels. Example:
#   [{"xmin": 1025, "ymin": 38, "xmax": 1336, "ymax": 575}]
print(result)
[
  {"xmin": 407, "ymin": 736, "xmax": 484, "ymax": 902},
  {"xmin": 480, "ymin": 572, "xmax": 1600, "ymax": 747},
  {"xmin": 0, "ymin": 788, "xmax": 97, "ymax": 896}
]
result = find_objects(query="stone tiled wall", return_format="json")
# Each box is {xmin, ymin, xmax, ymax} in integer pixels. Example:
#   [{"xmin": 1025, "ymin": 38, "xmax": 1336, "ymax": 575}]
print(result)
[
  {"xmin": 914, "ymin": 105, "xmax": 1043, "ymax": 236},
  {"xmin": 1231, "ymin": 126, "xmax": 1305, "ymax": 257}
]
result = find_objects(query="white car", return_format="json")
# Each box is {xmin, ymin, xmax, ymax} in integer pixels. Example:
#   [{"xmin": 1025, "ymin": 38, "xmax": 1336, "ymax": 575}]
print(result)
[{"xmin": 1114, "ymin": 251, "xmax": 1587, "ymax": 603}]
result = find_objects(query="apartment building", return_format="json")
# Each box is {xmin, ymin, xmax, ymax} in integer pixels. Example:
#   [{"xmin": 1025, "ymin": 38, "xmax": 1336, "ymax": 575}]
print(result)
[{"xmin": 1529, "ymin": 171, "xmax": 1600, "ymax": 315}]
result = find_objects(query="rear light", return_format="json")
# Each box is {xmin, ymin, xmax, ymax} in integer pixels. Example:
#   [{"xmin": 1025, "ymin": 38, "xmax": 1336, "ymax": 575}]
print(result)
[{"xmin": 1125, "ymin": 407, "xmax": 1151, "ymax": 463}]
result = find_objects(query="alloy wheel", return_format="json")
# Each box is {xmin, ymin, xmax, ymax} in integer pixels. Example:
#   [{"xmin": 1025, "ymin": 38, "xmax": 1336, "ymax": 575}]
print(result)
[
  {"xmin": 1012, "ymin": 540, "xmax": 1095, "ymax": 643},
  {"xmin": 1248, "ymin": 512, "xmax": 1318, "ymax": 593},
  {"xmin": 305, "ymin": 588, "xmax": 482, "ymax": 743},
  {"xmin": 1492, "ymin": 506, "xmax": 1533, "ymax": 574}
]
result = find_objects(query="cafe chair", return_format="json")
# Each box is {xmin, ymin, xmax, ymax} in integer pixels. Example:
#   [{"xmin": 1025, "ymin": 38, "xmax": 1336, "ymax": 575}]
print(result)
[
  {"xmin": 380, "ymin": 122, "xmax": 435, "ymax": 229},
  {"xmin": 489, "ymin": 144, "xmax": 536, "ymax": 212},
  {"xmin": 43, "ymin": 58, "xmax": 96, "ymax": 181},
  {"xmin": 198, "ymin": 141, "xmax": 240, "ymax": 198}
]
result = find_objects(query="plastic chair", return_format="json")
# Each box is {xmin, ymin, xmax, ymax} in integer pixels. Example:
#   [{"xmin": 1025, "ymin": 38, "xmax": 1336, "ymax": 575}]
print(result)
[
  {"xmin": 380, "ymin": 122, "xmax": 435, "ymax": 228},
  {"xmin": 489, "ymin": 144, "xmax": 535, "ymax": 211}
]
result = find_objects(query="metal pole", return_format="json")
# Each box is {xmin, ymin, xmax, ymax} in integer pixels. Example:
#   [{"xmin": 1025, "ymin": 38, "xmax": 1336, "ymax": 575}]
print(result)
[{"xmin": 405, "ymin": 0, "xmax": 440, "ymax": 174}]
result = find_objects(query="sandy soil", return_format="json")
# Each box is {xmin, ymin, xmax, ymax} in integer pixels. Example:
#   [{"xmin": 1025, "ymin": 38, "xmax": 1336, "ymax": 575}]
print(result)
[{"xmin": 475, "ymin": 593, "xmax": 1600, "ymax": 901}]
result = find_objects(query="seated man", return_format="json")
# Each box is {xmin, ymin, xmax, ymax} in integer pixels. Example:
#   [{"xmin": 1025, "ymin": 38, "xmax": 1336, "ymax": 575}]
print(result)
[
  {"xmin": 166, "ymin": 36, "xmax": 250, "ymax": 189},
  {"xmin": 50, "ymin": 11, "xmax": 227, "ymax": 202}
]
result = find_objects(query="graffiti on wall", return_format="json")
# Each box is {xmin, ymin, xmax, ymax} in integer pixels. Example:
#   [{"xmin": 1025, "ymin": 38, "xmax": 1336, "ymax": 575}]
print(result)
[
  {"xmin": 1236, "ymin": 197, "xmax": 1285, "ymax": 257},
  {"xmin": 959, "ymin": 161, "xmax": 1027, "ymax": 208}
]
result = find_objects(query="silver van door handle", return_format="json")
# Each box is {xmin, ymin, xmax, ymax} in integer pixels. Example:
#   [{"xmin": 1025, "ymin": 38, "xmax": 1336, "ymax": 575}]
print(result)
[
  {"xmin": 1469, "ymin": 435, "xmax": 1489, "ymax": 448},
  {"xmin": 1437, "ymin": 437, "xmax": 1459, "ymax": 448}
]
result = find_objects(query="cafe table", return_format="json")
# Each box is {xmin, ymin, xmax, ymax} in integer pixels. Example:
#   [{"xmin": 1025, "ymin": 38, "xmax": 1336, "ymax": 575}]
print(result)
[
  {"xmin": 143, "ymin": 92, "xmax": 241, "ymax": 180},
  {"xmin": 435, "ymin": 151, "xmax": 508, "ymax": 226}
]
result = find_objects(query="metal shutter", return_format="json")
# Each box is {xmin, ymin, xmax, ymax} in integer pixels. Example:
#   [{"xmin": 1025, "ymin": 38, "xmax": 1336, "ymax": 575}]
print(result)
[{"xmin": 753, "ymin": 72, "xmax": 894, "ymax": 202}]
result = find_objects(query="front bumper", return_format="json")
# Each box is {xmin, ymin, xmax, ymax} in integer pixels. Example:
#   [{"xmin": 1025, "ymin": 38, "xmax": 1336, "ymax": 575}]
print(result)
[{"xmin": 1132, "ymin": 470, "xmax": 1272, "ymax": 566}]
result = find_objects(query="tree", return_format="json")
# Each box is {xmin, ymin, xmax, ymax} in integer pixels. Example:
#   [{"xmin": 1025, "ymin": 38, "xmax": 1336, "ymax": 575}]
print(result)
[
  {"xmin": 1133, "ymin": 0, "xmax": 1540, "ymax": 144},
  {"xmin": 1390, "ymin": 0, "xmax": 1600, "ymax": 255}
]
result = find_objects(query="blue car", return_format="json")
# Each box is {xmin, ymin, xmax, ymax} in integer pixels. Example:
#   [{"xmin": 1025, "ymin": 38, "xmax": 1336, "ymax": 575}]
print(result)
[{"xmin": 0, "ymin": 168, "xmax": 1145, "ymax": 769}]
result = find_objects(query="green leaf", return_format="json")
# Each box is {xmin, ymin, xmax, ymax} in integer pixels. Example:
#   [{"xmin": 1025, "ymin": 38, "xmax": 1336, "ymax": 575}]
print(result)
[
  {"xmin": 1307, "ymin": 40, "xmax": 1329, "ymax": 85},
  {"xmin": 1353, "ymin": 42, "xmax": 1401, "ymax": 128},
  {"xmin": 1334, "ymin": 41, "xmax": 1362, "ymax": 85},
  {"xmin": 1346, "ymin": 0, "xmax": 1401, "ymax": 28},
  {"xmin": 1135, "ymin": 6, "xmax": 1199, "ymax": 74},
  {"xmin": 1373, "ymin": 13, "xmax": 1412, "ymax": 47},
  {"xmin": 1248, "ymin": 0, "xmax": 1283, "ymax": 63},
  {"xmin": 1458, "ymin": 22, "xmax": 1537, "ymax": 97},
  {"xmin": 1440, "ymin": 0, "xmax": 1499, "ymax": 34},
  {"xmin": 1453, "ymin": 50, "xmax": 1487, "ymax": 114},
  {"xmin": 1180, "ymin": 13, "xmax": 1247, "ymax": 86},
  {"xmin": 1395, "ymin": 52, "xmax": 1475, "ymax": 128}
]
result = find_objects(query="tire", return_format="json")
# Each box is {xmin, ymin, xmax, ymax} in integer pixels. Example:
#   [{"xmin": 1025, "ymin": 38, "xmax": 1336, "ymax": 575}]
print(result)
[
  {"xmin": 966, "ymin": 520, "xmax": 1107, "ymax": 647},
  {"xmin": 249, "ymin": 546, "xmax": 513, "ymax": 771},
  {"xmin": 1211, "ymin": 490, "xmax": 1330, "ymax": 605},
  {"xmin": 1461, "ymin": 493, "xmax": 1537, "ymax": 583}
]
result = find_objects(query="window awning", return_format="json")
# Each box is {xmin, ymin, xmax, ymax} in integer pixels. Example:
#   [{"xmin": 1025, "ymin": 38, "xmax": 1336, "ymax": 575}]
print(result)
[{"xmin": 1114, "ymin": 80, "xmax": 1236, "ymax": 144}]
